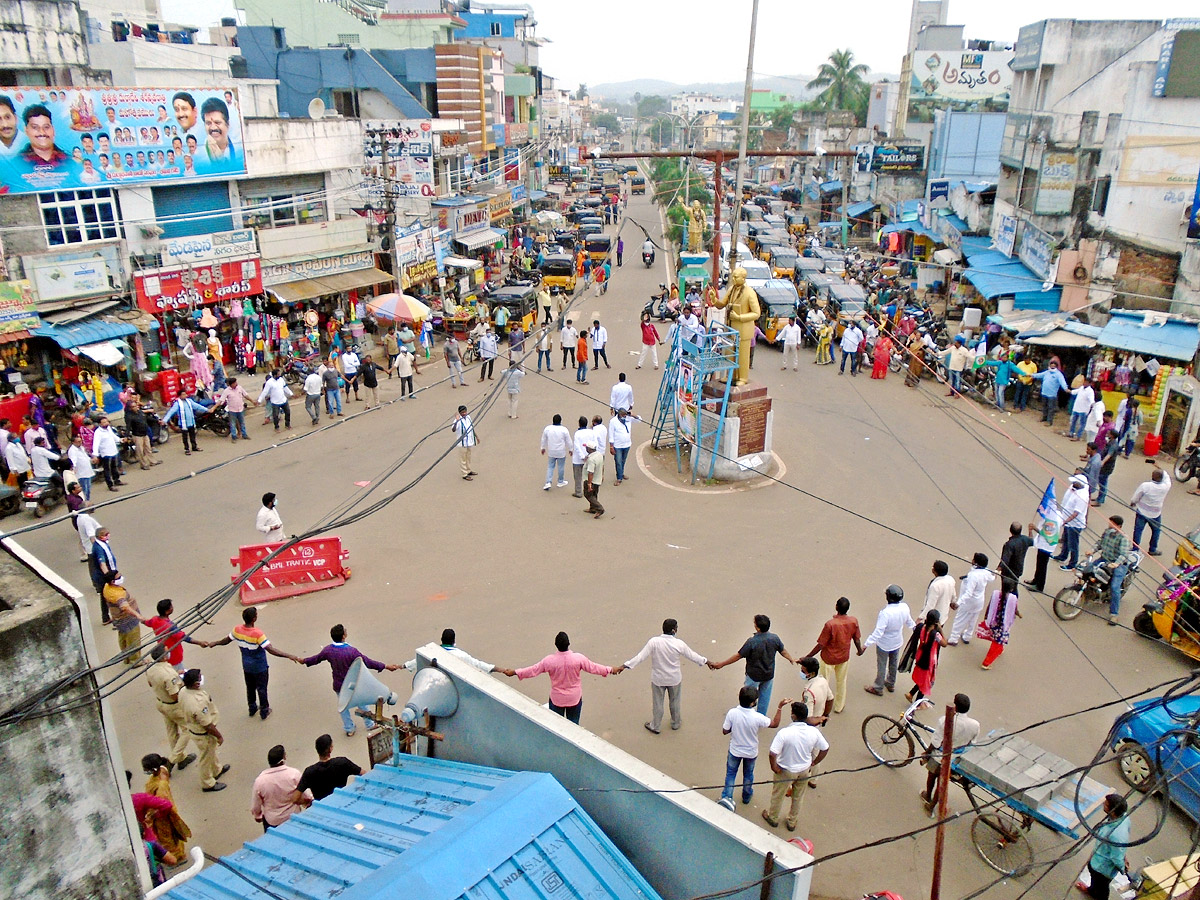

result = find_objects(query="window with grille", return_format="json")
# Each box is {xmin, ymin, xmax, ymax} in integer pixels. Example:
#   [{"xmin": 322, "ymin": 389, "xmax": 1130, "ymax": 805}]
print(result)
[
  {"xmin": 490, "ymin": 22, "xmax": 502, "ymax": 36},
  {"xmin": 337, "ymin": 33, "xmax": 359, "ymax": 45},
  {"xmin": 242, "ymin": 193, "xmax": 328, "ymax": 230},
  {"xmin": 38, "ymin": 189, "xmax": 121, "ymax": 246}
]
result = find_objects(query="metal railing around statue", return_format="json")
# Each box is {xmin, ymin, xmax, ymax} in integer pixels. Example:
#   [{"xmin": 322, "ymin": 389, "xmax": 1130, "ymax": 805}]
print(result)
[{"xmin": 649, "ymin": 322, "xmax": 738, "ymax": 483}]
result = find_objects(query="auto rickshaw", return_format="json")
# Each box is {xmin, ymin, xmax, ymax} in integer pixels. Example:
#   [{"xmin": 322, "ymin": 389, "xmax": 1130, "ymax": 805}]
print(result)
[
  {"xmin": 756, "ymin": 279, "xmax": 801, "ymax": 343},
  {"xmin": 540, "ymin": 253, "xmax": 577, "ymax": 294},
  {"xmin": 769, "ymin": 247, "xmax": 799, "ymax": 279},
  {"xmin": 786, "ymin": 210, "xmax": 807, "ymax": 236},
  {"xmin": 1131, "ymin": 528, "xmax": 1200, "ymax": 662},
  {"xmin": 585, "ymin": 234, "xmax": 612, "ymax": 266},
  {"xmin": 487, "ymin": 283, "xmax": 539, "ymax": 334},
  {"xmin": 631, "ymin": 175, "xmax": 646, "ymax": 194}
]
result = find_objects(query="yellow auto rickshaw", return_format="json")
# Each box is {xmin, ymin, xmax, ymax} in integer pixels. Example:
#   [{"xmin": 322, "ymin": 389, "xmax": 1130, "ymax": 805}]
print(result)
[
  {"xmin": 585, "ymin": 234, "xmax": 612, "ymax": 266},
  {"xmin": 1134, "ymin": 538, "xmax": 1200, "ymax": 662},
  {"xmin": 540, "ymin": 253, "xmax": 577, "ymax": 294}
]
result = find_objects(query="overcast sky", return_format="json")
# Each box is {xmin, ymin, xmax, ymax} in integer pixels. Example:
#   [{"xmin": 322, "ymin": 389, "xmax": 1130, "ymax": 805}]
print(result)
[{"xmin": 162, "ymin": 0, "xmax": 1200, "ymax": 92}]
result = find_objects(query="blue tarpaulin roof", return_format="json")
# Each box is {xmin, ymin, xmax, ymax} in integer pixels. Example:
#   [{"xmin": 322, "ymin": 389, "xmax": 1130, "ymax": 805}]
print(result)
[
  {"xmin": 962, "ymin": 262, "xmax": 1045, "ymax": 298},
  {"xmin": 895, "ymin": 199, "xmax": 921, "ymax": 220},
  {"xmin": 528, "ymin": 189, "xmax": 547, "ymax": 201},
  {"xmin": 880, "ymin": 220, "xmax": 939, "ymax": 240},
  {"xmin": 1097, "ymin": 310, "xmax": 1200, "ymax": 361},
  {"xmin": 31, "ymin": 317, "xmax": 137, "ymax": 350},
  {"xmin": 966, "ymin": 250, "xmax": 1015, "ymax": 269},
  {"xmin": 843, "ymin": 200, "xmax": 877, "ymax": 218},
  {"xmin": 961, "ymin": 235, "xmax": 994, "ymax": 257},
  {"xmin": 805, "ymin": 183, "xmax": 819, "ymax": 201},
  {"xmin": 963, "ymin": 181, "xmax": 996, "ymax": 194},
  {"xmin": 164, "ymin": 755, "xmax": 662, "ymax": 900},
  {"xmin": 819, "ymin": 180, "xmax": 842, "ymax": 194},
  {"xmin": 941, "ymin": 213, "xmax": 969, "ymax": 233}
]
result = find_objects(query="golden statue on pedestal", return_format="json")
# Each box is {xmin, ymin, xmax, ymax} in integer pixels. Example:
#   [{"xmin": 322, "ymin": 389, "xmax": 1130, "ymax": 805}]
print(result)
[
  {"xmin": 687, "ymin": 200, "xmax": 705, "ymax": 253},
  {"xmin": 712, "ymin": 267, "xmax": 760, "ymax": 386}
]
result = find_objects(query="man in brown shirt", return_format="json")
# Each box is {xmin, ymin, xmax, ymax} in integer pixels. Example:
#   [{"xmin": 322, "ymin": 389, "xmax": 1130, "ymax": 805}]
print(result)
[{"xmin": 806, "ymin": 597, "xmax": 862, "ymax": 714}]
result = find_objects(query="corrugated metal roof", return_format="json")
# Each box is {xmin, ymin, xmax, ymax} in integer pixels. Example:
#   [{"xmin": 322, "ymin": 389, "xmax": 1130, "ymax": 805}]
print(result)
[
  {"xmin": 164, "ymin": 756, "xmax": 662, "ymax": 900},
  {"xmin": 880, "ymin": 221, "xmax": 939, "ymax": 240},
  {"xmin": 31, "ymin": 316, "xmax": 138, "ymax": 350},
  {"xmin": 941, "ymin": 214, "xmax": 969, "ymax": 233},
  {"xmin": 961, "ymin": 235, "xmax": 995, "ymax": 257},
  {"xmin": 964, "ymin": 250, "xmax": 1012, "ymax": 269},
  {"xmin": 1097, "ymin": 310, "xmax": 1200, "ymax": 362},
  {"xmin": 963, "ymin": 261, "xmax": 1044, "ymax": 299}
]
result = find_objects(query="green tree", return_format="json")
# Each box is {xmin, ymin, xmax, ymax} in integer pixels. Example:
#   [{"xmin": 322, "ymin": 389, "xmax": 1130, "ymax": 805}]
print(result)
[
  {"xmin": 768, "ymin": 102, "xmax": 796, "ymax": 131},
  {"xmin": 637, "ymin": 94, "xmax": 669, "ymax": 118},
  {"xmin": 575, "ymin": 83, "xmax": 589, "ymax": 101},
  {"xmin": 806, "ymin": 49, "xmax": 869, "ymax": 112},
  {"xmin": 593, "ymin": 112, "xmax": 622, "ymax": 135}
]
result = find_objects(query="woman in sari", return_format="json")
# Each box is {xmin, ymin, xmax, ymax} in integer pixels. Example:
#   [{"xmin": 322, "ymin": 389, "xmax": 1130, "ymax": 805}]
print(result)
[
  {"xmin": 141, "ymin": 753, "xmax": 192, "ymax": 858},
  {"xmin": 981, "ymin": 588, "xmax": 1021, "ymax": 670},
  {"xmin": 871, "ymin": 330, "xmax": 894, "ymax": 379},
  {"xmin": 814, "ymin": 321, "xmax": 834, "ymax": 365},
  {"xmin": 904, "ymin": 331, "xmax": 924, "ymax": 387},
  {"xmin": 904, "ymin": 609, "xmax": 945, "ymax": 702}
]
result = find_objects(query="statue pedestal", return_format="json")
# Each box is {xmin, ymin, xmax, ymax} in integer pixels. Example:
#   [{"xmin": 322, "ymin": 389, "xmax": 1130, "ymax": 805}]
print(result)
[{"xmin": 695, "ymin": 381, "xmax": 774, "ymax": 481}]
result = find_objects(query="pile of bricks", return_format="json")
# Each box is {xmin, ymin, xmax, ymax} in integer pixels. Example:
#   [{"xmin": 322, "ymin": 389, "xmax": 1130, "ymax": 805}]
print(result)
[{"xmin": 955, "ymin": 733, "xmax": 1108, "ymax": 821}]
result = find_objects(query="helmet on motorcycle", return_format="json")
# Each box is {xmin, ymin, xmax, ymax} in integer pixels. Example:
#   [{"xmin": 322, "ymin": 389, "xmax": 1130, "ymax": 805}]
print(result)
[{"xmin": 884, "ymin": 584, "xmax": 904, "ymax": 603}]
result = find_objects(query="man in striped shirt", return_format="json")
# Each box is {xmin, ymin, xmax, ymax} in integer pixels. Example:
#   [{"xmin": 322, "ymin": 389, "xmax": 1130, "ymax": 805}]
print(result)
[{"xmin": 195, "ymin": 607, "xmax": 301, "ymax": 720}]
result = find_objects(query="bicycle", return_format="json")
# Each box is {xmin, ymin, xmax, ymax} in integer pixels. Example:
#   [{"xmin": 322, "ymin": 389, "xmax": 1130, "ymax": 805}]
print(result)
[{"xmin": 861, "ymin": 698, "xmax": 1039, "ymax": 876}]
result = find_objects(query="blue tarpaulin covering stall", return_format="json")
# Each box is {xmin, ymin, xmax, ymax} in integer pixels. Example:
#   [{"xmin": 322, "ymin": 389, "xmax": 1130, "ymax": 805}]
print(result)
[
  {"xmin": 880, "ymin": 221, "xmax": 939, "ymax": 241},
  {"xmin": 960, "ymin": 235, "xmax": 994, "ymax": 257},
  {"xmin": 32, "ymin": 317, "xmax": 137, "ymax": 350},
  {"xmin": 1097, "ymin": 310, "xmax": 1200, "ymax": 361}
]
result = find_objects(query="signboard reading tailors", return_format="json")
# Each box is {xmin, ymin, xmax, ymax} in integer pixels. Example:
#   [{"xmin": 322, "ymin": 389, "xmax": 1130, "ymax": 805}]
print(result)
[
  {"xmin": 871, "ymin": 144, "xmax": 925, "ymax": 174},
  {"xmin": 134, "ymin": 258, "xmax": 263, "ymax": 313},
  {"xmin": 0, "ymin": 86, "xmax": 246, "ymax": 194}
]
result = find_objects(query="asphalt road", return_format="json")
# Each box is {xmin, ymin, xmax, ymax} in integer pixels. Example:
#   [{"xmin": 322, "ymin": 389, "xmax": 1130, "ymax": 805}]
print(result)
[{"xmin": 14, "ymin": 187, "xmax": 1196, "ymax": 900}]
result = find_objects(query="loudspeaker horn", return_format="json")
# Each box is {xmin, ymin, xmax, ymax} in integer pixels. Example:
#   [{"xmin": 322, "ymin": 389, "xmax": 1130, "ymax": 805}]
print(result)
[
  {"xmin": 400, "ymin": 663, "xmax": 459, "ymax": 723},
  {"xmin": 338, "ymin": 657, "xmax": 398, "ymax": 712}
]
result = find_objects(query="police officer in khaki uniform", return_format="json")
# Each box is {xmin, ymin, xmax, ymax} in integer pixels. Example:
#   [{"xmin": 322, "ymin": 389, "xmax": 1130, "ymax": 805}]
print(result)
[
  {"xmin": 179, "ymin": 668, "xmax": 229, "ymax": 792},
  {"xmin": 145, "ymin": 645, "xmax": 196, "ymax": 770}
]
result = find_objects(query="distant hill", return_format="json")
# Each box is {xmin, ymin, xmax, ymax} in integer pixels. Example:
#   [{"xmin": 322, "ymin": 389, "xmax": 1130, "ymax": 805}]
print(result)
[{"xmin": 590, "ymin": 74, "xmax": 899, "ymax": 104}]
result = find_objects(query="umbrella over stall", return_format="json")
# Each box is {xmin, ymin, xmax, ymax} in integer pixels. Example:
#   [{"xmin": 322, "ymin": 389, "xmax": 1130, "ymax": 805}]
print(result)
[{"xmin": 367, "ymin": 293, "xmax": 432, "ymax": 323}]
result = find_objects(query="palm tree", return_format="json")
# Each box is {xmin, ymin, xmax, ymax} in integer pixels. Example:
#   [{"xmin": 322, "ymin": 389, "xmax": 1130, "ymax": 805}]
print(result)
[{"xmin": 807, "ymin": 49, "xmax": 869, "ymax": 110}]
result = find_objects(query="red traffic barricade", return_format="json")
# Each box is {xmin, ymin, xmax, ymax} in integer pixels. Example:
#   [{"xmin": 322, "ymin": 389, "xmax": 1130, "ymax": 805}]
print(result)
[{"xmin": 231, "ymin": 537, "xmax": 351, "ymax": 605}]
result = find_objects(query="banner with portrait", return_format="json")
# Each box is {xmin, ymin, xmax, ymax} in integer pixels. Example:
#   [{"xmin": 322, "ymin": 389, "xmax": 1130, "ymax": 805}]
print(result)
[{"xmin": 0, "ymin": 86, "xmax": 246, "ymax": 194}]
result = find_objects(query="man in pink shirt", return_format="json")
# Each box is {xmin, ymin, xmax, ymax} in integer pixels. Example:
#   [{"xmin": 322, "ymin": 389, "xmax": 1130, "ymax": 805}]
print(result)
[
  {"xmin": 501, "ymin": 631, "xmax": 624, "ymax": 723},
  {"xmin": 250, "ymin": 744, "xmax": 312, "ymax": 831}
]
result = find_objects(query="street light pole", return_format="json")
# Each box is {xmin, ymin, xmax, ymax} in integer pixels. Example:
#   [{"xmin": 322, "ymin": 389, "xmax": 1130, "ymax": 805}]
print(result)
[{"xmin": 727, "ymin": 0, "xmax": 760, "ymax": 270}]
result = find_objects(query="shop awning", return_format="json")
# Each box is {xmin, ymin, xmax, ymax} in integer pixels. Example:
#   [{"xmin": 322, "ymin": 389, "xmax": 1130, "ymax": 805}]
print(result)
[
  {"xmin": 1023, "ymin": 328, "xmax": 1099, "ymax": 349},
  {"xmin": 455, "ymin": 228, "xmax": 505, "ymax": 251},
  {"xmin": 1097, "ymin": 310, "xmax": 1200, "ymax": 361},
  {"xmin": 964, "ymin": 250, "xmax": 1011, "ymax": 269},
  {"xmin": 77, "ymin": 341, "xmax": 126, "ymax": 366},
  {"xmin": 545, "ymin": 184, "xmax": 566, "ymax": 196},
  {"xmin": 268, "ymin": 268, "xmax": 394, "ymax": 304},
  {"xmin": 880, "ymin": 221, "xmax": 939, "ymax": 240},
  {"xmin": 941, "ymin": 214, "xmax": 970, "ymax": 233},
  {"xmin": 442, "ymin": 256, "xmax": 483, "ymax": 270},
  {"xmin": 528, "ymin": 189, "xmax": 548, "ymax": 201},
  {"xmin": 843, "ymin": 200, "xmax": 877, "ymax": 218},
  {"xmin": 962, "ymin": 262, "xmax": 1044, "ymax": 298},
  {"xmin": 819, "ymin": 180, "xmax": 842, "ymax": 194},
  {"xmin": 32, "ymin": 315, "xmax": 138, "ymax": 350},
  {"xmin": 961, "ymin": 235, "xmax": 995, "ymax": 258}
]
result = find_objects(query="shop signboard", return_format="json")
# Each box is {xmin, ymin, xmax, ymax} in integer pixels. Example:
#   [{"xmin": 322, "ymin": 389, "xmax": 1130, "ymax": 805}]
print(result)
[
  {"xmin": 909, "ymin": 50, "xmax": 1013, "ymax": 113},
  {"xmin": 363, "ymin": 119, "xmax": 434, "ymax": 198},
  {"xmin": 25, "ymin": 244, "xmax": 122, "ymax": 303},
  {"xmin": 1153, "ymin": 21, "xmax": 1200, "ymax": 97},
  {"xmin": 1018, "ymin": 222, "xmax": 1055, "ymax": 282},
  {"xmin": 506, "ymin": 122, "xmax": 530, "ymax": 145},
  {"xmin": 0, "ymin": 86, "xmax": 246, "ymax": 194},
  {"xmin": 995, "ymin": 214, "xmax": 1018, "ymax": 258},
  {"xmin": 401, "ymin": 258, "xmax": 438, "ymax": 291},
  {"xmin": 134, "ymin": 257, "xmax": 262, "ymax": 313},
  {"xmin": 938, "ymin": 216, "xmax": 962, "ymax": 255},
  {"xmin": 927, "ymin": 178, "xmax": 950, "ymax": 208},
  {"xmin": 489, "ymin": 191, "xmax": 513, "ymax": 223},
  {"xmin": 455, "ymin": 205, "xmax": 489, "ymax": 236},
  {"xmin": 261, "ymin": 250, "xmax": 374, "ymax": 287},
  {"xmin": 397, "ymin": 224, "xmax": 436, "ymax": 290},
  {"xmin": 1012, "ymin": 21, "xmax": 1045, "ymax": 72},
  {"xmin": 871, "ymin": 144, "xmax": 925, "ymax": 174},
  {"xmin": 504, "ymin": 148, "xmax": 521, "ymax": 182},
  {"xmin": 511, "ymin": 184, "xmax": 527, "ymax": 203},
  {"xmin": 0, "ymin": 281, "xmax": 39, "ymax": 334},
  {"xmin": 162, "ymin": 229, "xmax": 257, "ymax": 265},
  {"xmin": 1189, "ymin": 161, "xmax": 1200, "ymax": 241},
  {"xmin": 1034, "ymin": 150, "xmax": 1077, "ymax": 215}
]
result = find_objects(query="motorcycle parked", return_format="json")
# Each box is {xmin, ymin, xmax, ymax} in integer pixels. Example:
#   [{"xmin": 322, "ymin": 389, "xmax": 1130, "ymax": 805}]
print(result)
[
  {"xmin": 194, "ymin": 405, "xmax": 231, "ymax": 438},
  {"xmin": 1175, "ymin": 442, "xmax": 1200, "ymax": 484},
  {"xmin": 1054, "ymin": 551, "xmax": 1142, "ymax": 620},
  {"xmin": 22, "ymin": 457, "xmax": 71, "ymax": 517}
]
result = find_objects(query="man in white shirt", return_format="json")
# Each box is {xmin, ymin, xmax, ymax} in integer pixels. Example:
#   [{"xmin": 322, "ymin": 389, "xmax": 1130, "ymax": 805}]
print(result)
[
  {"xmin": 452, "ymin": 405, "xmax": 477, "ymax": 481},
  {"xmin": 947, "ymin": 552, "xmax": 995, "ymax": 646},
  {"xmin": 608, "ymin": 408, "xmax": 635, "ymax": 484},
  {"xmin": 805, "ymin": 307, "xmax": 826, "ymax": 336},
  {"xmin": 560, "ymin": 319, "xmax": 578, "ymax": 370},
  {"xmin": 679, "ymin": 309, "xmax": 702, "ymax": 343},
  {"xmin": 590, "ymin": 414, "xmax": 607, "ymax": 455},
  {"xmin": 1068, "ymin": 378, "xmax": 1095, "ymax": 441},
  {"xmin": 402, "ymin": 628, "xmax": 498, "ymax": 673},
  {"xmin": 719, "ymin": 685, "xmax": 787, "ymax": 810},
  {"xmin": 920, "ymin": 560, "xmax": 957, "ymax": 623},
  {"xmin": 1131, "ymin": 467, "xmax": 1172, "ymax": 556},
  {"xmin": 341, "ymin": 348, "xmax": 361, "ymax": 401},
  {"xmin": 839, "ymin": 321, "xmax": 863, "ymax": 376},
  {"xmin": 610, "ymin": 373, "xmax": 634, "ymax": 414},
  {"xmin": 861, "ymin": 584, "xmax": 915, "ymax": 695},
  {"xmin": 303, "ymin": 369, "xmax": 323, "ymax": 426},
  {"xmin": 66, "ymin": 434, "xmax": 95, "ymax": 500},
  {"xmin": 540, "ymin": 413, "xmax": 572, "ymax": 490},
  {"xmin": 1053, "ymin": 474, "xmax": 1090, "ymax": 568},
  {"xmin": 776, "ymin": 316, "xmax": 803, "ymax": 371},
  {"xmin": 75, "ymin": 505, "xmax": 102, "ymax": 563},
  {"xmin": 477, "ymin": 330, "xmax": 499, "ymax": 381},
  {"xmin": 922, "ymin": 692, "xmax": 980, "ymax": 814},
  {"xmin": 257, "ymin": 370, "xmax": 294, "ymax": 431},
  {"xmin": 763, "ymin": 700, "xmax": 830, "ymax": 830},
  {"xmin": 30, "ymin": 437, "xmax": 60, "ymax": 479},
  {"xmin": 571, "ymin": 416, "xmax": 594, "ymax": 498},
  {"xmin": 5, "ymin": 434, "xmax": 30, "ymax": 487},
  {"xmin": 255, "ymin": 492, "xmax": 284, "ymax": 542},
  {"xmin": 92, "ymin": 416, "xmax": 123, "ymax": 491},
  {"xmin": 624, "ymin": 618, "xmax": 708, "ymax": 734},
  {"xmin": 590, "ymin": 319, "xmax": 610, "ymax": 369}
]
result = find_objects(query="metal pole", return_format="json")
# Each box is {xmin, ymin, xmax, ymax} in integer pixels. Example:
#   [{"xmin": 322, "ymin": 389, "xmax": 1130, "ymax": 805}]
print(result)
[
  {"xmin": 711, "ymin": 158, "xmax": 723, "ymax": 289},
  {"xmin": 840, "ymin": 154, "xmax": 850, "ymax": 248},
  {"xmin": 727, "ymin": 0, "xmax": 760, "ymax": 271},
  {"xmin": 930, "ymin": 705, "xmax": 957, "ymax": 900}
]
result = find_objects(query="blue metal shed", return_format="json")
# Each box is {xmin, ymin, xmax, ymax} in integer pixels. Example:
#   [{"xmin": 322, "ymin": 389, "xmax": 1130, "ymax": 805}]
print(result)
[
  {"xmin": 1097, "ymin": 310, "xmax": 1200, "ymax": 362},
  {"xmin": 32, "ymin": 317, "xmax": 138, "ymax": 350},
  {"xmin": 163, "ymin": 756, "xmax": 663, "ymax": 900}
]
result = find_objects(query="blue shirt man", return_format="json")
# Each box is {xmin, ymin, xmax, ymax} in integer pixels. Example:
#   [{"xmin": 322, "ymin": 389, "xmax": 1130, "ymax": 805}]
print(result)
[{"xmin": 1030, "ymin": 363, "xmax": 1069, "ymax": 426}]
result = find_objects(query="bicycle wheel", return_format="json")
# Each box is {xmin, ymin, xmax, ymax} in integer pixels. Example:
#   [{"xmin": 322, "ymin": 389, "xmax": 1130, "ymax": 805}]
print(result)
[
  {"xmin": 1053, "ymin": 585, "xmax": 1086, "ymax": 621},
  {"xmin": 971, "ymin": 811, "xmax": 1033, "ymax": 876},
  {"xmin": 861, "ymin": 714, "xmax": 915, "ymax": 767}
]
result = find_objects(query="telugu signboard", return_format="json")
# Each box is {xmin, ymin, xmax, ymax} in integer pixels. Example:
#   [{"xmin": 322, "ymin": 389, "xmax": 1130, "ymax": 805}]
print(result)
[
  {"xmin": 0, "ymin": 281, "xmax": 39, "ymax": 334},
  {"xmin": 1012, "ymin": 21, "xmax": 1046, "ymax": 72},
  {"xmin": 134, "ymin": 257, "xmax": 262, "ymax": 313},
  {"xmin": 261, "ymin": 250, "xmax": 375, "ymax": 287},
  {"xmin": 24, "ymin": 244, "xmax": 122, "ymax": 303},
  {"xmin": 364, "ymin": 119, "xmax": 434, "ymax": 198},
  {"xmin": 1018, "ymin": 222, "xmax": 1056, "ymax": 282},
  {"xmin": 995, "ymin": 214, "xmax": 1018, "ymax": 258},
  {"xmin": 1117, "ymin": 135, "xmax": 1200, "ymax": 187},
  {"xmin": 871, "ymin": 144, "xmax": 925, "ymax": 174},
  {"xmin": 1034, "ymin": 150, "xmax": 1077, "ymax": 215},
  {"xmin": 162, "ymin": 229, "xmax": 257, "ymax": 266},
  {"xmin": 0, "ymin": 86, "xmax": 246, "ymax": 194},
  {"xmin": 909, "ymin": 50, "xmax": 1013, "ymax": 109}
]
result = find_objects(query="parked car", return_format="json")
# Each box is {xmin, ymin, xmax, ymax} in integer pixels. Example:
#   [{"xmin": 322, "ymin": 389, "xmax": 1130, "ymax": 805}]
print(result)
[{"xmin": 1111, "ymin": 693, "xmax": 1200, "ymax": 821}]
